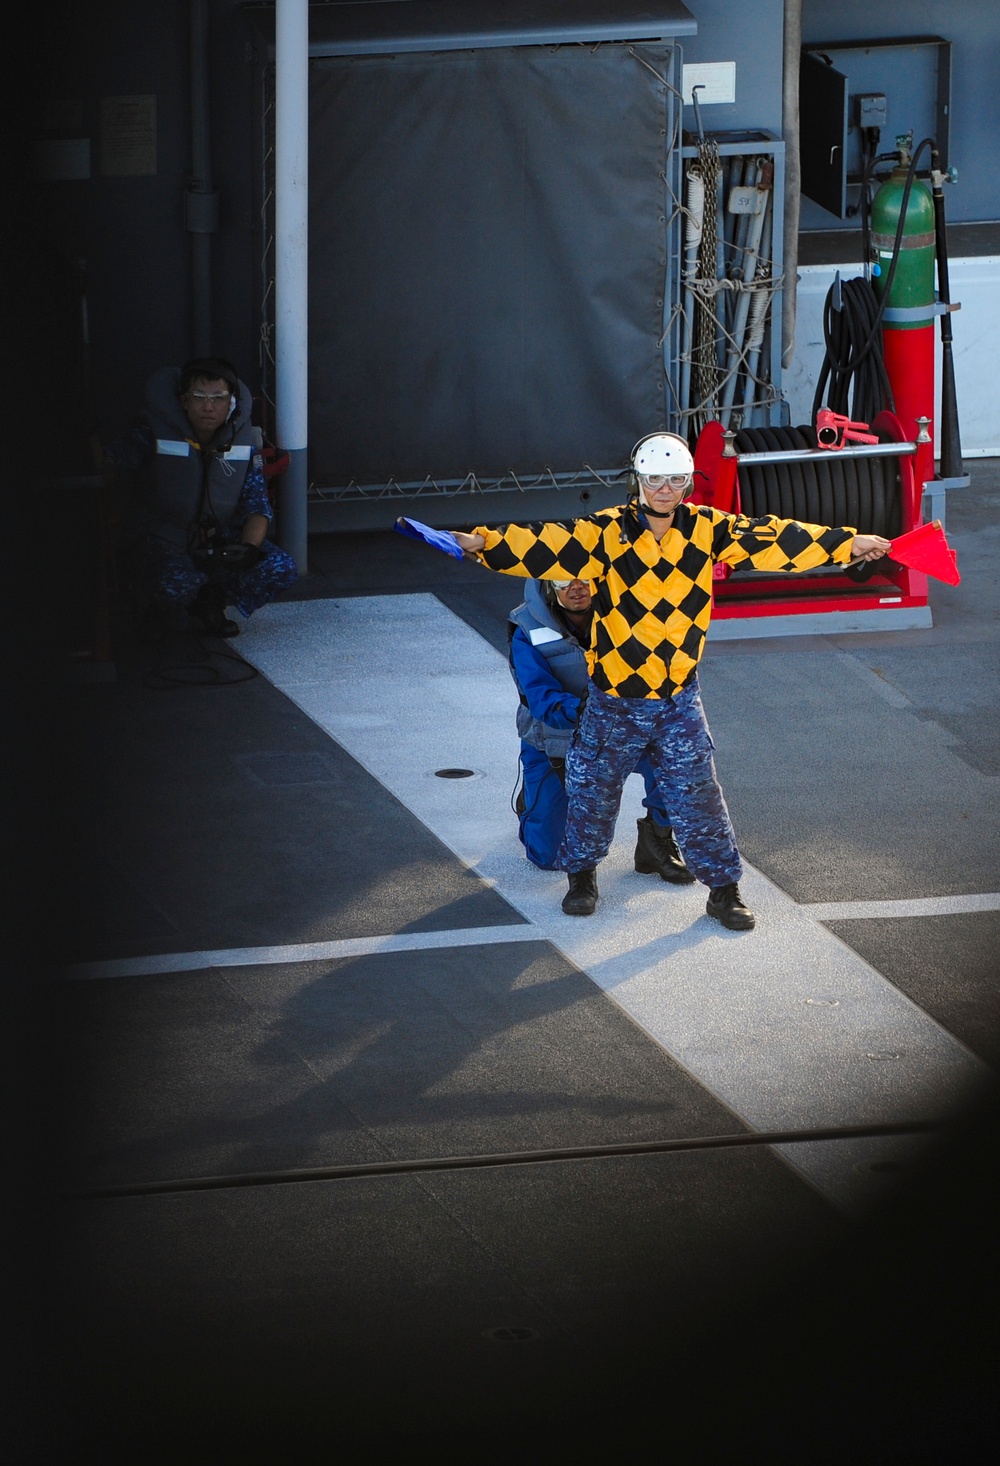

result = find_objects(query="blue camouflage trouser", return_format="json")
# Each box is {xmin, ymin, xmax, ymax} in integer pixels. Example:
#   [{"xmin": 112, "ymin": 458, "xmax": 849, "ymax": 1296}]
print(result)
[
  {"xmin": 557, "ymin": 679, "xmax": 742, "ymax": 889},
  {"xmin": 142, "ymin": 536, "xmax": 298, "ymax": 618},
  {"xmin": 519, "ymin": 743, "xmax": 671, "ymax": 871}
]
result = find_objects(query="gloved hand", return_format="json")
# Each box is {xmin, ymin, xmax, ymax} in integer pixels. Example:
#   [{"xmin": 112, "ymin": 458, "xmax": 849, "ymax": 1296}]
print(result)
[{"xmin": 218, "ymin": 542, "xmax": 263, "ymax": 570}]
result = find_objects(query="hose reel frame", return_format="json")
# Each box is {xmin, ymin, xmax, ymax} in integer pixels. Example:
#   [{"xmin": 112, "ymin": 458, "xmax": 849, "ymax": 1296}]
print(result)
[{"xmin": 690, "ymin": 414, "xmax": 931, "ymax": 627}]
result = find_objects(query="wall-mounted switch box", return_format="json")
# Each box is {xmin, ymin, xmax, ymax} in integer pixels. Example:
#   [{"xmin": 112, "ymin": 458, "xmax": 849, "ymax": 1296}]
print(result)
[{"xmin": 856, "ymin": 92, "xmax": 888, "ymax": 129}]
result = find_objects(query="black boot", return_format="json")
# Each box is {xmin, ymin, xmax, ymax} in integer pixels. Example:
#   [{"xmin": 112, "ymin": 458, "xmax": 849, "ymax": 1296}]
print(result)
[
  {"xmin": 634, "ymin": 815, "xmax": 695, "ymax": 884},
  {"xmin": 562, "ymin": 868, "xmax": 598, "ymax": 916},
  {"xmin": 706, "ymin": 883, "xmax": 755, "ymax": 931},
  {"xmin": 190, "ymin": 582, "xmax": 239, "ymax": 638}
]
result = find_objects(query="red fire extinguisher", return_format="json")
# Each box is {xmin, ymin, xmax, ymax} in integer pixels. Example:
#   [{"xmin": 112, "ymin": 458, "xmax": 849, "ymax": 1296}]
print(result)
[{"xmin": 869, "ymin": 137, "xmax": 936, "ymax": 496}]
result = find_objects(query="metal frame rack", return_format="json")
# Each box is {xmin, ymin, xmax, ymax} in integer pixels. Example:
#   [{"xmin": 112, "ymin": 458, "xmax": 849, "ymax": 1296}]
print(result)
[{"xmin": 675, "ymin": 131, "xmax": 787, "ymax": 440}]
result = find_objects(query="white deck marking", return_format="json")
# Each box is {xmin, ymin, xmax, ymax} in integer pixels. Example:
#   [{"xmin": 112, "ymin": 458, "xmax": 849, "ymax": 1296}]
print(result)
[
  {"xmin": 64, "ymin": 924, "xmax": 545, "ymax": 981},
  {"xmin": 227, "ymin": 595, "xmax": 990, "ymax": 1211},
  {"xmin": 66, "ymin": 897, "xmax": 1000, "ymax": 981},
  {"xmin": 803, "ymin": 894, "xmax": 1000, "ymax": 921}
]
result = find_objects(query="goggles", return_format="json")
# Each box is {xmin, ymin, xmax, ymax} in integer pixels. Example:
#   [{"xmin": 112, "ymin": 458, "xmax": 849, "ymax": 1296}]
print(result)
[{"xmin": 639, "ymin": 473, "xmax": 691, "ymax": 490}]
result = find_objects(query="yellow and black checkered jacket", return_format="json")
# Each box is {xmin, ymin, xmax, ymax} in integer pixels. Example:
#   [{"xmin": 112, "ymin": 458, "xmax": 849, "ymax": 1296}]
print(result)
[{"xmin": 474, "ymin": 500, "xmax": 856, "ymax": 700}]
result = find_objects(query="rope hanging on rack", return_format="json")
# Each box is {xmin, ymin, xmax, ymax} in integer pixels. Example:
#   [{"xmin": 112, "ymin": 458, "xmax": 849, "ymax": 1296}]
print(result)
[{"xmin": 690, "ymin": 136, "xmax": 721, "ymax": 437}]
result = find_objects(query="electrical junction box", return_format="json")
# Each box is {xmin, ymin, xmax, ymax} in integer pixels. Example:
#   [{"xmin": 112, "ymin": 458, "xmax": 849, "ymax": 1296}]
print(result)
[
  {"xmin": 799, "ymin": 35, "xmax": 951, "ymax": 218},
  {"xmin": 856, "ymin": 92, "xmax": 888, "ymax": 130}
]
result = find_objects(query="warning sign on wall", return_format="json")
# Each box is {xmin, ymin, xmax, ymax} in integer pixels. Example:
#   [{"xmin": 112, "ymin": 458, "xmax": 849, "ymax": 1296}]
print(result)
[{"xmin": 100, "ymin": 95, "xmax": 156, "ymax": 176}]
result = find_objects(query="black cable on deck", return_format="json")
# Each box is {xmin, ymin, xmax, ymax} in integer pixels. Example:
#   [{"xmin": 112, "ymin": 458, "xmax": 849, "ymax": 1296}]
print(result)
[{"xmin": 73, "ymin": 1118, "xmax": 939, "ymax": 1201}]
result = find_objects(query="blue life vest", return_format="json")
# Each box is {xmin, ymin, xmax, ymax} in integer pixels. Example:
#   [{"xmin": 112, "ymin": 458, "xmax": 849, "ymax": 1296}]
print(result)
[
  {"xmin": 135, "ymin": 365, "xmax": 261, "ymax": 549},
  {"xmin": 508, "ymin": 580, "xmax": 591, "ymax": 757}
]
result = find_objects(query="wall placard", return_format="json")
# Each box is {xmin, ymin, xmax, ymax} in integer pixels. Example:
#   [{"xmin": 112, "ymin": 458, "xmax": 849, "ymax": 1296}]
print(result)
[{"xmin": 100, "ymin": 95, "xmax": 157, "ymax": 176}]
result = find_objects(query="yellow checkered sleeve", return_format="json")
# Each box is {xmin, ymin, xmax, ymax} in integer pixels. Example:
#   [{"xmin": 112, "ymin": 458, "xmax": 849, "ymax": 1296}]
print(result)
[
  {"xmin": 711, "ymin": 510, "xmax": 856, "ymax": 572},
  {"xmin": 473, "ymin": 518, "xmax": 608, "ymax": 581}
]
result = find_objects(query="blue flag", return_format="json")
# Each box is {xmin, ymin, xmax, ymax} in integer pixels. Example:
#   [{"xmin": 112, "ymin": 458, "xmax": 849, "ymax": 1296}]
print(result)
[{"xmin": 394, "ymin": 516, "xmax": 465, "ymax": 561}]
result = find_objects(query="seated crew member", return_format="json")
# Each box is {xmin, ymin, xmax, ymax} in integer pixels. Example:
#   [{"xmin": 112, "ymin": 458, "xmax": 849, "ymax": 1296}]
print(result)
[
  {"xmin": 452, "ymin": 432, "xmax": 891, "ymax": 929},
  {"xmin": 108, "ymin": 356, "xmax": 297, "ymax": 636},
  {"xmin": 509, "ymin": 575, "xmax": 693, "ymax": 883}
]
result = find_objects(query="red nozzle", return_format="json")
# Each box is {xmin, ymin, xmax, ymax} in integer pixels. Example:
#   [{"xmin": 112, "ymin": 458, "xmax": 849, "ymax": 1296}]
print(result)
[{"xmin": 816, "ymin": 408, "xmax": 879, "ymax": 449}]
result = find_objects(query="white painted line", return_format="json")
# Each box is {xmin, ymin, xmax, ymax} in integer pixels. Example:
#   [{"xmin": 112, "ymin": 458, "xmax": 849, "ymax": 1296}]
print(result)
[
  {"xmin": 67, "ymin": 896, "xmax": 999, "ymax": 981},
  {"xmin": 804, "ymin": 894, "xmax": 1000, "ymax": 922},
  {"xmin": 232, "ymin": 595, "xmax": 991, "ymax": 1212},
  {"xmin": 63, "ymin": 924, "xmax": 545, "ymax": 982}
]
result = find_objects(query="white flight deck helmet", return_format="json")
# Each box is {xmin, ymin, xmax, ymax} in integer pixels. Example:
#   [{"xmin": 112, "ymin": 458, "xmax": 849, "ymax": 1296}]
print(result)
[{"xmin": 631, "ymin": 432, "xmax": 695, "ymax": 482}]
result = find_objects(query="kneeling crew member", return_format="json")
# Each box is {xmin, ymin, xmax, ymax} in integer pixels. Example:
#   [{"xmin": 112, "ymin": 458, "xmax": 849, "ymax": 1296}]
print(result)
[
  {"xmin": 509, "ymin": 575, "xmax": 693, "ymax": 882},
  {"xmin": 109, "ymin": 356, "xmax": 297, "ymax": 636},
  {"xmin": 454, "ymin": 432, "xmax": 890, "ymax": 929}
]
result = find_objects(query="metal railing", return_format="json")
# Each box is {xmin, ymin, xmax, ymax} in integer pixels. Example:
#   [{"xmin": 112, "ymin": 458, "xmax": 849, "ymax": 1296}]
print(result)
[{"xmin": 307, "ymin": 465, "xmax": 625, "ymax": 504}]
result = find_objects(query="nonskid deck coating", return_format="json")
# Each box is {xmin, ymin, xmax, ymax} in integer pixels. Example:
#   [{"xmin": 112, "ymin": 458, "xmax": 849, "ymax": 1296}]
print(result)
[{"xmin": 232, "ymin": 594, "xmax": 989, "ymax": 1209}]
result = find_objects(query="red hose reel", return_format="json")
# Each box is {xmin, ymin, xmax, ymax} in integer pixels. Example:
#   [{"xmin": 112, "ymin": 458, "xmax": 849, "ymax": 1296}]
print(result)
[{"xmin": 691, "ymin": 412, "xmax": 956, "ymax": 630}]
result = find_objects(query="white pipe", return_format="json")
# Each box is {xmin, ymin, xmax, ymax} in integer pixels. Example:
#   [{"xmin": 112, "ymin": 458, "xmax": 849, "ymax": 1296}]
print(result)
[
  {"xmin": 741, "ymin": 203, "xmax": 774, "ymax": 417},
  {"xmin": 678, "ymin": 168, "xmax": 705, "ymax": 423},
  {"xmin": 275, "ymin": 0, "xmax": 310, "ymax": 569},
  {"xmin": 720, "ymin": 174, "xmax": 769, "ymax": 419},
  {"xmin": 782, "ymin": 0, "xmax": 803, "ymax": 371}
]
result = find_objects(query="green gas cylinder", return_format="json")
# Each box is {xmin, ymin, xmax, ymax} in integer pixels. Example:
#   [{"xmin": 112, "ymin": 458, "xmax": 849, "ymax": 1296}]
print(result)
[
  {"xmin": 871, "ymin": 147, "xmax": 937, "ymax": 494},
  {"xmin": 870, "ymin": 157, "xmax": 936, "ymax": 326}
]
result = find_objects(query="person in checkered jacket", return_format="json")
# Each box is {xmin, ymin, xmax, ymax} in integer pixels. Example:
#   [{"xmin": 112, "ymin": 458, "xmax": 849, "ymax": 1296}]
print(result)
[{"xmin": 453, "ymin": 432, "xmax": 890, "ymax": 928}]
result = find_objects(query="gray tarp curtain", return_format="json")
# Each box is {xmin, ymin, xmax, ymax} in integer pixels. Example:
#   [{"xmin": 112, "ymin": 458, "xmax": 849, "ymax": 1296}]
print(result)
[{"xmin": 308, "ymin": 42, "xmax": 676, "ymax": 488}]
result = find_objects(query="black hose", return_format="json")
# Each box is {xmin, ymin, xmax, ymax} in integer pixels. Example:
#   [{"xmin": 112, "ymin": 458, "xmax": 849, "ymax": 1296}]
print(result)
[
  {"xmin": 857, "ymin": 137, "xmax": 936, "ymax": 362},
  {"xmin": 141, "ymin": 633, "xmax": 259, "ymax": 690},
  {"xmin": 843, "ymin": 445, "xmax": 860, "ymax": 533},
  {"xmin": 861, "ymin": 452, "xmax": 878, "ymax": 538},
  {"xmin": 811, "ymin": 275, "xmax": 893, "ymax": 424},
  {"xmin": 734, "ymin": 425, "xmax": 904, "ymax": 548},
  {"xmin": 762, "ymin": 430, "xmax": 784, "ymax": 519},
  {"xmin": 812, "ymin": 138, "xmax": 937, "ymax": 428},
  {"xmin": 749, "ymin": 428, "xmax": 779, "ymax": 518},
  {"xmin": 802, "ymin": 139, "xmax": 933, "ymax": 554},
  {"xmin": 791, "ymin": 426, "xmax": 822, "ymax": 523},
  {"xmin": 818, "ymin": 442, "xmax": 835, "ymax": 527},
  {"xmin": 73, "ymin": 1118, "xmax": 940, "ymax": 1200},
  {"xmin": 874, "ymin": 454, "xmax": 898, "ymax": 540},
  {"xmin": 859, "ymin": 148, "xmax": 905, "ymax": 283}
]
